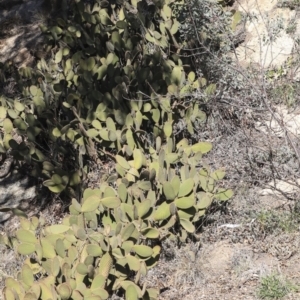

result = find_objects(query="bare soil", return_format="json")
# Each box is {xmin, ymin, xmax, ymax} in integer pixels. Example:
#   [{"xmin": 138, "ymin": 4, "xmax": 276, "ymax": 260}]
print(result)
[{"xmin": 145, "ymin": 187, "xmax": 300, "ymax": 300}]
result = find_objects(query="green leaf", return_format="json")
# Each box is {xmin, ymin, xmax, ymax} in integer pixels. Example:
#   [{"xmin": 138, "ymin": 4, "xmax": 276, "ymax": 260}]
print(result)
[
  {"xmin": 50, "ymin": 175, "xmax": 63, "ymax": 185},
  {"xmin": 96, "ymin": 65, "xmax": 107, "ymax": 80},
  {"xmin": 87, "ymin": 244, "xmax": 103, "ymax": 257},
  {"xmin": 170, "ymin": 20, "xmax": 179, "ymax": 35},
  {"xmin": 175, "ymin": 196, "xmax": 195, "ymax": 209},
  {"xmin": 133, "ymin": 149, "xmax": 144, "ymax": 170},
  {"xmin": 92, "ymin": 120, "xmax": 102, "ymax": 130},
  {"xmin": 137, "ymin": 199, "xmax": 152, "ymax": 218},
  {"xmin": 118, "ymin": 183, "xmax": 128, "ymax": 202},
  {"xmin": 91, "ymin": 274, "xmax": 106, "ymax": 290},
  {"xmin": 191, "ymin": 142, "xmax": 212, "ymax": 154},
  {"xmin": 141, "ymin": 228, "xmax": 160, "ymax": 239},
  {"xmin": 81, "ymin": 195, "xmax": 101, "ymax": 212},
  {"xmin": 152, "ymin": 202, "xmax": 171, "ymax": 221},
  {"xmin": 163, "ymin": 121, "xmax": 173, "ymax": 137},
  {"xmin": 22, "ymin": 264, "xmax": 34, "ymax": 287},
  {"xmin": 132, "ymin": 245, "xmax": 153, "ymax": 258},
  {"xmin": 77, "ymin": 263, "xmax": 88, "ymax": 275},
  {"xmin": 177, "ymin": 209, "xmax": 194, "ymax": 222},
  {"xmin": 3, "ymin": 119, "xmax": 13, "ymax": 134},
  {"xmin": 27, "ymin": 126, "xmax": 42, "ymax": 141},
  {"xmin": 43, "ymin": 179, "xmax": 66, "ymax": 193},
  {"xmin": 121, "ymin": 223, "xmax": 136, "ymax": 241},
  {"xmin": 145, "ymin": 288, "xmax": 159, "ymax": 299},
  {"xmin": 71, "ymin": 198, "xmax": 82, "ymax": 213},
  {"xmin": 55, "ymin": 49, "xmax": 63, "ymax": 64},
  {"xmin": 30, "ymin": 85, "xmax": 38, "ymax": 96},
  {"xmin": 151, "ymin": 109, "xmax": 160, "ymax": 123},
  {"xmin": 171, "ymin": 66, "xmax": 182, "ymax": 86},
  {"xmin": 111, "ymin": 31, "xmax": 122, "ymax": 51},
  {"xmin": 41, "ymin": 238, "xmax": 56, "ymax": 258},
  {"xmin": 125, "ymin": 284, "xmax": 139, "ymax": 300},
  {"xmin": 100, "ymin": 197, "xmax": 121, "ymax": 208},
  {"xmin": 87, "ymin": 129, "xmax": 99, "ymax": 138},
  {"xmin": 16, "ymin": 229, "xmax": 36, "ymax": 244},
  {"xmin": 197, "ymin": 193, "xmax": 212, "ymax": 209},
  {"xmin": 98, "ymin": 252, "xmax": 113, "ymax": 278},
  {"xmin": 116, "ymin": 20, "xmax": 127, "ymax": 29},
  {"xmin": 11, "ymin": 208, "xmax": 28, "ymax": 219},
  {"xmin": 180, "ymin": 218, "xmax": 195, "ymax": 233},
  {"xmin": 116, "ymin": 155, "xmax": 130, "ymax": 170},
  {"xmin": 126, "ymin": 255, "xmax": 140, "ymax": 271},
  {"xmin": 214, "ymin": 188, "xmax": 234, "ymax": 201},
  {"xmin": 57, "ymin": 283, "xmax": 72, "ymax": 299},
  {"xmin": 52, "ymin": 127, "xmax": 62, "ymax": 137},
  {"xmin": 0, "ymin": 106, "xmax": 7, "ymax": 119},
  {"xmin": 99, "ymin": 129, "xmax": 109, "ymax": 141},
  {"xmin": 163, "ymin": 4, "xmax": 172, "ymax": 18},
  {"xmin": 52, "ymin": 25, "xmax": 63, "ymax": 34},
  {"xmin": 86, "ymin": 57, "xmax": 95, "ymax": 71},
  {"xmin": 205, "ymin": 83, "xmax": 216, "ymax": 96},
  {"xmin": 137, "ymin": 181, "xmax": 151, "ymax": 191},
  {"xmin": 47, "ymin": 225, "xmax": 70, "ymax": 234},
  {"xmin": 55, "ymin": 239, "xmax": 66, "ymax": 258},
  {"xmin": 7, "ymin": 109, "xmax": 19, "ymax": 119},
  {"xmin": 232, "ymin": 11, "xmax": 242, "ymax": 31},
  {"xmin": 14, "ymin": 100, "xmax": 25, "ymax": 112},
  {"xmin": 17, "ymin": 243, "xmax": 35, "ymax": 255},
  {"xmin": 106, "ymin": 117, "xmax": 116, "ymax": 131},
  {"xmin": 5, "ymin": 278, "xmax": 22, "ymax": 294},
  {"xmin": 165, "ymin": 153, "xmax": 180, "ymax": 164},
  {"xmin": 211, "ymin": 169, "xmax": 226, "ymax": 180},
  {"xmin": 171, "ymin": 175, "xmax": 180, "ymax": 197},
  {"xmin": 108, "ymin": 130, "xmax": 117, "ymax": 142},
  {"xmin": 62, "ymin": 47, "xmax": 69, "ymax": 56},
  {"xmin": 178, "ymin": 178, "xmax": 194, "ymax": 197},
  {"xmin": 145, "ymin": 32, "xmax": 155, "ymax": 43},
  {"xmin": 14, "ymin": 118, "xmax": 28, "ymax": 130},
  {"xmin": 188, "ymin": 71, "xmax": 196, "ymax": 83},
  {"xmin": 163, "ymin": 182, "xmax": 177, "ymax": 200},
  {"xmin": 69, "ymin": 171, "xmax": 81, "ymax": 186}
]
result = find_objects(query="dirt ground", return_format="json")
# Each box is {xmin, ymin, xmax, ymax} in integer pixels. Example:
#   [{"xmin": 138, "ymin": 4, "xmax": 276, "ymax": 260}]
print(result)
[{"xmin": 144, "ymin": 186, "xmax": 300, "ymax": 300}]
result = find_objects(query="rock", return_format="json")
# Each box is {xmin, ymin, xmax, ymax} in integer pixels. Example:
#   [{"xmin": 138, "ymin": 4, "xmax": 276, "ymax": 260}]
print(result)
[
  {"xmin": 255, "ymin": 105, "xmax": 300, "ymax": 137},
  {"xmin": 233, "ymin": 0, "xmax": 298, "ymax": 69},
  {"xmin": 259, "ymin": 178, "xmax": 300, "ymax": 196}
]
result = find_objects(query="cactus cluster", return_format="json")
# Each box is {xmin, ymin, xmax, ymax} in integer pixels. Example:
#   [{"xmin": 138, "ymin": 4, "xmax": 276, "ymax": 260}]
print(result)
[
  {"xmin": 1, "ymin": 206, "xmax": 160, "ymax": 299},
  {"xmin": 1, "ymin": 139, "xmax": 231, "ymax": 299},
  {"xmin": 0, "ymin": 0, "xmax": 235, "ymax": 299}
]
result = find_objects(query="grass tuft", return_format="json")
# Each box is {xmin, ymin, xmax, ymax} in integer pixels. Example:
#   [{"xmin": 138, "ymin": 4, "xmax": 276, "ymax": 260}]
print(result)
[{"xmin": 258, "ymin": 273, "xmax": 298, "ymax": 299}]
